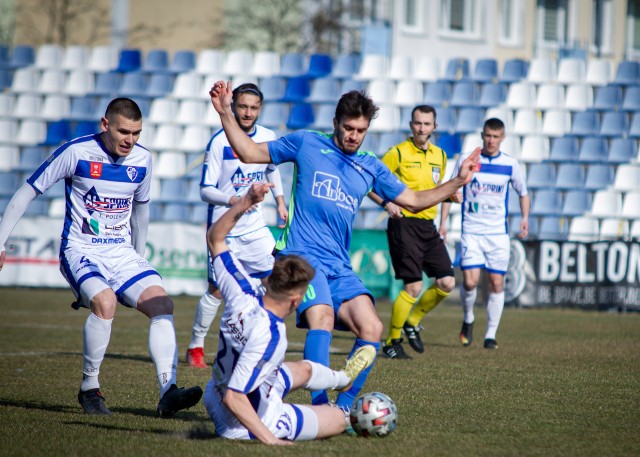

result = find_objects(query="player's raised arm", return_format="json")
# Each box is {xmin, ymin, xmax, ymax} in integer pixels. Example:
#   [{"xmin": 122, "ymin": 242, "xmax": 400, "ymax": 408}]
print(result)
[
  {"xmin": 206, "ymin": 182, "xmax": 274, "ymax": 257},
  {"xmin": 209, "ymin": 81, "xmax": 272, "ymax": 164},
  {"xmin": 394, "ymin": 147, "xmax": 481, "ymax": 213}
]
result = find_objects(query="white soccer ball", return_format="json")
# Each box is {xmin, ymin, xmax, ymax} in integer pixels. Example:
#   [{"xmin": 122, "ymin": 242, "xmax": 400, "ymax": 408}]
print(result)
[{"xmin": 349, "ymin": 392, "xmax": 398, "ymax": 438}]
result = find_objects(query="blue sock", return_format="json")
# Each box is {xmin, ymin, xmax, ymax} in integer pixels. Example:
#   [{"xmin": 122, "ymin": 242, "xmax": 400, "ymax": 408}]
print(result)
[
  {"xmin": 303, "ymin": 329, "xmax": 332, "ymax": 405},
  {"xmin": 336, "ymin": 338, "xmax": 380, "ymax": 410}
]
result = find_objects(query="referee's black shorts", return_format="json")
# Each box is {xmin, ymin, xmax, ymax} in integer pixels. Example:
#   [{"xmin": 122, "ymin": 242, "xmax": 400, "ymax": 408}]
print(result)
[{"xmin": 387, "ymin": 217, "xmax": 454, "ymax": 284}]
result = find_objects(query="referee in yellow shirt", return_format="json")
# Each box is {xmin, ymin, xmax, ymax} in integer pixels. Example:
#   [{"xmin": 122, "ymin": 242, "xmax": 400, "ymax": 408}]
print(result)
[{"xmin": 371, "ymin": 105, "xmax": 461, "ymax": 359}]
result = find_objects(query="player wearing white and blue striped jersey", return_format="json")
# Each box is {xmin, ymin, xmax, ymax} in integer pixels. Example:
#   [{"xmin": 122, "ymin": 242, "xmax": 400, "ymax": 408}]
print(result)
[
  {"xmin": 442, "ymin": 118, "xmax": 530, "ymax": 350},
  {"xmin": 0, "ymin": 98, "xmax": 202, "ymax": 417}
]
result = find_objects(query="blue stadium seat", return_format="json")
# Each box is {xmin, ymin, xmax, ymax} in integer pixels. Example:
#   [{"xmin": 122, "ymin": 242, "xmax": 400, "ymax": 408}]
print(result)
[
  {"xmin": 472, "ymin": 59, "xmax": 498, "ymax": 83},
  {"xmin": 622, "ymin": 86, "xmax": 640, "ymax": 111},
  {"xmin": 260, "ymin": 76, "xmax": 287, "ymax": 102},
  {"xmin": 67, "ymin": 96, "xmax": 97, "ymax": 122},
  {"xmin": 477, "ymin": 82, "xmax": 507, "ymax": 108},
  {"xmin": 311, "ymin": 104, "xmax": 334, "ymax": 132},
  {"xmin": 549, "ymin": 137, "xmax": 579, "ymax": 162},
  {"xmin": 259, "ymin": 102, "xmax": 289, "ymax": 130},
  {"xmin": 377, "ymin": 132, "xmax": 406, "ymax": 153},
  {"xmin": 331, "ymin": 54, "xmax": 361, "ymax": 79},
  {"xmin": 442, "ymin": 58, "xmax": 470, "ymax": 82},
  {"xmin": 422, "ymin": 81, "xmax": 451, "ymax": 107},
  {"xmin": 9, "ymin": 45, "xmax": 35, "ymax": 69},
  {"xmin": 531, "ymin": 189, "xmax": 563, "ymax": 216},
  {"xmin": 570, "ymin": 110, "xmax": 600, "ymax": 137},
  {"xmin": 578, "ymin": 137, "xmax": 608, "ymax": 163},
  {"xmin": 71, "ymin": 120, "xmax": 99, "ymax": 138},
  {"xmin": 339, "ymin": 78, "xmax": 367, "ymax": 93},
  {"xmin": 306, "ymin": 54, "xmax": 333, "ymax": 78},
  {"xmin": 593, "ymin": 84, "xmax": 623, "ymax": 111},
  {"xmin": 116, "ymin": 49, "xmax": 142, "ymax": 73},
  {"xmin": 145, "ymin": 74, "xmax": 174, "ymax": 98},
  {"xmin": 599, "ymin": 111, "xmax": 629, "ymax": 137},
  {"xmin": 508, "ymin": 189, "xmax": 523, "ymax": 216},
  {"xmin": 142, "ymin": 49, "xmax": 169, "ymax": 73},
  {"xmin": 308, "ymin": 78, "xmax": 340, "ymax": 103},
  {"xmin": 436, "ymin": 133, "xmax": 462, "ymax": 157},
  {"xmin": 538, "ymin": 216, "xmax": 568, "ymax": 240},
  {"xmin": 500, "ymin": 58, "xmax": 529, "ymax": 83},
  {"xmin": 159, "ymin": 178, "xmax": 188, "ymax": 202},
  {"xmin": 169, "ymin": 50, "xmax": 196, "ymax": 73},
  {"xmin": 455, "ymin": 108, "xmax": 484, "ymax": 134},
  {"xmin": 0, "ymin": 69, "xmax": 12, "ymax": 91},
  {"xmin": 189, "ymin": 203, "xmax": 208, "ymax": 224},
  {"xmin": 613, "ymin": 61, "xmax": 639, "ymax": 86},
  {"xmin": 449, "ymin": 82, "xmax": 479, "ymax": 108},
  {"xmin": 435, "ymin": 107, "xmax": 457, "ymax": 134},
  {"xmin": 0, "ymin": 170, "xmax": 19, "ymax": 196},
  {"xmin": 286, "ymin": 103, "xmax": 315, "ymax": 130},
  {"xmin": 629, "ymin": 112, "xmax": 640, "ymax": 139},
  {"xmin": 281, "ymin": 76, "xmax": 311, "ymax": 103},
  {"xmin": 527, "ymin": 163, "xmax": 556, "ymax": 189},
  {"xmin": 118, "ymin": 72, "xmax": 148, "ymax": 98},
  {"xmin": 555, "ymin": 163, "xmax": 585, "ymax": 190},
  {"xmin": 280, "ymin": 52, "xmax": 305, "ymax": 78},
  {"xmin": 584, "ymin": 163, "xmax": 614, "ymax": 190},
  {"xmin": 607, "ymin": 138, "xmax": 636, "ymax": 163},
  {"xmin": 23, "ymin": 199, "xmax": 50, "ymax": 217},
  {"xmin": 509, "ymin": 214, "xmax": 538, "ymax": 238},
  {"xmin": 41, "ymin": 120, "xmax": 71, "ymax": 146},
  {"xmin": 0, "ymin": 44, "xmax": 8, "ymax": 68},
  {"xmin": 92, "ymin": 72, "xmax": 120, "ymax": 97},
  {"xmin": 15, "ymin": 146, "xmax": 49, "ymax": 171},
  {"xmin": 359, "ymin": 131, "xmax": 379, "ymax": 155},
  {"xmin": 562, "ymin": 190, "xmax": 592, "ymax": 217},
  {"xmin": 149, "ymin": 202, "xmax": 163, "ymax": 222},
  {"xmin": 162, "ymin": 203, "xmax": 190, "ymax": 221}
]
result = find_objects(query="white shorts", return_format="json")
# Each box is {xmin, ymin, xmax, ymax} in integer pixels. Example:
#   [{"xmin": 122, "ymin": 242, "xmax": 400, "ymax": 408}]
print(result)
[
  {"xmin": 203, "ymin": 365, "xmax": 319, "ymax": 441},
  {"xmin": 460, "ymin": 233, "xmax": 510, "ymax": 275},
  {"xmin": 60, "ymin": 244, "xmax": 164, "ymax": 308},
  {"xmin": 208, "ymin": 226, "xmax": 275, "ymax": 285}
]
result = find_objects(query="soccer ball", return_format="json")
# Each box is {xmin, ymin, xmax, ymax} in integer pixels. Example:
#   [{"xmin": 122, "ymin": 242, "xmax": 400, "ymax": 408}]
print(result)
[{"xmin": 349, "ymin": 392, "xmax": 398, "ymax": 437}]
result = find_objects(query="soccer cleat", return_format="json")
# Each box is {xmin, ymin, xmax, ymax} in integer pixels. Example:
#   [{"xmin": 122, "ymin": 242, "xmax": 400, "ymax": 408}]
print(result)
[
  {"xmin": 484, "ymin": 338, "xmax": 498, "ymax": 350},
  {"xmin": 403, "ymin": 323, "xmax": 425, "ymax": 353},
  {"xmin": 339, "ymin": 345, "xmax": 377, "ymax": 392},
  {"xmin": 459, "ymin": 321, "xmax": 474, "ymax": 346},
  {"xmin": 78, "ymin": 388, "xmax": 112, "ymax": 415},
  {"xmin": 186, "ymin": 347, "xmax": 207, "ymax": 368},
  {"xmin": 157, "ymin": 384, "xmax": 203, "ymax": 418},
  {"xmin": 380, "ymin": 339, "xmax": 412, "ymax": 359}
]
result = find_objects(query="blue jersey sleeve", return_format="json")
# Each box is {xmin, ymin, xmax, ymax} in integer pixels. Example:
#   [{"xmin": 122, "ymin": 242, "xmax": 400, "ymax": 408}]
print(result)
[
  {"xmin": 371, "ymin": 159, "xmax": 407, "ymax": 201},
  {"xmin": 267, "ymin": 130, "xmax": 307, "ymax": 165}
]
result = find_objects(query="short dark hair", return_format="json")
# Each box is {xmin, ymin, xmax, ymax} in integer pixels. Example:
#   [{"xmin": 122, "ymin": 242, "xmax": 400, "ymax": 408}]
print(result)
[
  {"xmin": 268, "ymin": 255, "xmax": 315, "ymax": 296},
  {"xmin": 483, "ymin": 117, "xmax": 505, "ymax": 131},
  {"xmin": 411, "ymin": 105, "xmax": 437, "ymax": 122},
  {"xmin": 232, "ymin": 83, "xmax": 264, "ymax": 104},
  {"xmin": 104, "ymin": 98, "xmax": 142, "ymax": 121},
  {"xmin": 334, "ymin": 90, "xmax": 379, "ymax": 123}
]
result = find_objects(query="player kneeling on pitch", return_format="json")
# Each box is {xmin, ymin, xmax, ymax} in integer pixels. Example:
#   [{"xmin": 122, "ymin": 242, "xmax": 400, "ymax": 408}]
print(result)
[{"xmin": 203, "ymin": 182, "xmax": 376, "ymax": 445}]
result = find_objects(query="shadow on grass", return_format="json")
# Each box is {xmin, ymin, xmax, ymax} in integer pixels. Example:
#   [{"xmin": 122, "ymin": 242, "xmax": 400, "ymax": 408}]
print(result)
[
  {"xmin": 53, "ymin": 351, "xmax": 153, "ymax": 364},
  {"xmin": 0, "ymin": 398, "xmax": 77, "ymax": 414}
]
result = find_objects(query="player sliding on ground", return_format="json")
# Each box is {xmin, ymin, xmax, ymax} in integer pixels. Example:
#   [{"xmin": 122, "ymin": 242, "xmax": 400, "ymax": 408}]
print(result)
[{"xmin": 203, "ymin": 181, "xmax": 376, "ymax": 444}]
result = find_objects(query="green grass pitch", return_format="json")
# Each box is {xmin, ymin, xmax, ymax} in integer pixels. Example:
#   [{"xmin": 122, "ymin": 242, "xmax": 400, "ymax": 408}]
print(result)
[{"xmin": 0, "ymin": 287, "xmax": 639, "ymax": 457}]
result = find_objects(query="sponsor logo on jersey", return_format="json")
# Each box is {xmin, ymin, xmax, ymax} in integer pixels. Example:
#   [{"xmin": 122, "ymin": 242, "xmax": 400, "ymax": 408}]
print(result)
[
  {"xmin": 90, "ymin": 162, "xmax": 102, "ymax": 178},
  {"xmin": 91, "ymin": 237, "xmax": 126, "ymax": 244},
  {"xmin": 225, "ymin": 314, "xmax": 247, "ymax": 345},
  {"xmin": 311, "ymin": 171, "xmax": 358, "ymax": 213},
  {"xmin": 432, "ymin": 166, "xmax": 441, "ymax": 183},
  {"xmin": 83, "ymin": 186, "xmax": 132, "ymax": 216},
  {"xmin": 231, "ymin": 167, "xmax": 265, "ymax": 192},
  {"xmin": 470, "ymin": 177, "xmax": 505, "ymax": 196},
  {"xmin": 81, "ymin": 217, "xmax": 100, "ymax": 235},
  {"xmin": 126, "ymin": 166, "xmax": 138, "ymax": 182},
  {"xmin": 89, "ymin": 155, "xmax": 104, "ymax": 162}
]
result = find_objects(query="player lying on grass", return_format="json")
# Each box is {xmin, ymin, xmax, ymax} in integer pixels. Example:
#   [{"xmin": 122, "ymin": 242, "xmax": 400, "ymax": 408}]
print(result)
[{"xmin": 203, "ymin": 181, "xmax": 376, "ymax": 445}]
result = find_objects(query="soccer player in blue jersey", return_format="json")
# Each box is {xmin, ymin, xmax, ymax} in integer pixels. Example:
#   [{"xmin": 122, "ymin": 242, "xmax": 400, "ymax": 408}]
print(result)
[
  {"xmin": 0, "ymin": 98, "xmax": 202, "ymax": 417},
  {"xmin": 209, "ymin": 81, "xmax": 481, "ymax": 411}
]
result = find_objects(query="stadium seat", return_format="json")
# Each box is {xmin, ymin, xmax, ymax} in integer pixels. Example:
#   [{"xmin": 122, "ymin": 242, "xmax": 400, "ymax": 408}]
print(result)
[
  {"xmin": 578, "ymin": 137, "xmax": 608, "ymax": 163},
  {"xmin": 308, "ymin": 78, "xmax": 340, "ymax": 103},
  {"xmin": 92, "ymin": 72, "xmax": 120, "ymax": 97},
  {"xmin": 40, "ymin": 94, "xmax": 70, "ymax": 121},
  {"xmin": 600, "ymin": 218, "xmax": 629, "ymax": 240},
  {"xmin": 472, "ymin": 58, "xmax": 498, "ymax": 83},
  {"xmin": 280, "ymin": 52, "xmax": 306, "ymax": 78},
  {"xmin": 249, "ymin": 51, "xmax": 280, "ymax": 78},
  {"xmin": 388, "ymin": 55, "xmax": 414, "ymax": 81},
  {"xmin": 37, "ymin": 69, "xmax": 66, "ymax": 94},
  {"xmin": 0, "ymin": 69, "xmax": 12, "ymax": 91},
  {"xmin": 259, "ymin": 103, "xmax": 289, "ymax": 130},
  {"xmin": 501, "ymin": 135, "xmax": 521, "ymax": 158},
  {"xmin": 413, "ymin": 56, "xmax": 441, "ymax": 82},
  {"xmin": 34, "ymin": 44, "xmax": 63, "ymax": 70},
  {"xmin": 149, "ymin": 98, "xmax": 178, "ymax": 125},
  {"xmin": 612, "ymin": 164, "xmax": 640, "ymax": 192},
  {"xmin": 500, "ymin": 58, "xmax": 528, "ymax": 83},
  {"xmin": 434, "ymin": 107, "xmax": 457, "ymax": 134},
  {"xmin": 306, "ymin": 53, "xmax": 333, "ymax": 79},
  {"xmin": 367, "ymin": 79, "xmax": 396, "ymax": 104},
  {"xmin": 145, "ymin": 74, "xmax": 174, "ymax": 98},
  {"xmin": 377, "ymin": 132, "xmax": 406, "ymax": 155},
  {"xmin": 0, "ymin": 92, "xmax": 14, "ymax": 117},
  {"xmin": 286, "ymin": 103, "xmax": 315, "ymax": 130},
  {"xmin": 442, "ymin": 57, "xmax": 470, "ymax": 82},
  {"xmin": 156, "ymin": 151, "xmax": 186, "ymax": 178},
  {"xmin": 12, "ymin": 94, "xmax": 42, "ymax": 119},
  {"xmin": 585, "ymin": 59, "xmax": 612, "ymax": 86},
  {"xmin": 527, "ymin": 163, "xmax": 556, "ymax": 189},
  {"xmin": 590, "ymin": 190, "xmax": 622, "ymax": 218},
  {"xmin": 116, "ymin": 49, "xmax": 142, "ymax": 73},
  {"xmin": 506, "ymin": 82, "xmax": 536, "ymax": 109},
  {"xmin": 15, "ymin": 146, "xmax": 49, "ymax": 171},
  {"xmin": 584, "ymin": 163, "xmax": 614, "ymax": 190},
  {"xmin": 629, "ymin": 113, "xmax": 640, "ymax": 139},
  {"xmin": 162, "ymin": 203, "xmax": 190, "ymax": 221},
  {"xmin": 8, "ymin": 45, "xmax": 35, "ymax": 69},
  {"xmin": 71, "ymin": 120, "xmax": 99, "ymax": 138},
  {"xmin": 631, "ymin": 220, "xmax": 640, "ymax": 240},
  {"xmin": 568, "ymin": 216, "xmax": 600, "ymax": 242},
  {"xmin": 169, "ymin": 50, "xmax": 196, "ymax": 74},
  {"xmin": 64, "ymin": 70, "xmax": 95, "ymax": 97},
  {"xmin": 331, "ymin": 54, "xmax": 361, "ymax": 79},
  {"xmin": 142, "ymin": 49, "xmax": 169, "ymax": 73},
  {"xmin": 189, "ymin": 203, "xmax": 208, "ymax": 224},
  {"xmin": 359, "ymin": 131, "xmax": 379, "ymax": 155},
  {"xmin": 422, "ymin": 81, "xmax": 451, "ymax": 107},
  {"xmin": 41, "ymin": 120, "xmax": 71, "ymax": 146},
  {"xmin": 369, "ymin": 106, "xmax": 400, "ymax": 133},
  {"xmin": 542, "ymin": 110, "xmax": 571, "ymax": 137},
  {"xmin": 449, "ymin": 82, "xmax": 479, "ymax": 108},
  {"xmin": 152, "ymin": 125, "xmax": 182, "ymax": 151},
  {"xmin": 118, "ymin": 72, "xmax": 148, "ymax": 98},
  {"xmin": 196, "ymin": 48, "xmax": 226, "ymax": 75},
  {"xmin": 311, "ymin": 104, "xmax": 335, "ymax": 132},
  {"xmin": 621, "ymin": 86, "xmax": 640, "ymax": 111},
  {"xmin": 61, "ymin": 45, "xmax": 89, "ymax": 71},
  {"xmin": 224, "ymin": 50, "xmax": 253, "ymax": 76},
  {"xmin": 171, "ymin": 72, "xmax": 202, "ymax": 99},
  {"xmin": 570, "ymin": 110, "xmax": 600, "ymax": 137},
  {"xmin": 538, "ymin": 216, "xmax": 568, "ymax": 240},
  {"xmin": 436, "ymin": 133, "xmax": 462, "ymax": 157},
  {"xmin": 461, "ymin": 132, "xmax": 482, "ymax": 155},
  {"xmin": 394, "ymin": 80, "xmax": 424, "ymax": 107},
  {"xmin": 508, "ymin": 190, "xmax": 524, "ymax": 216},
  {"xmin": 555, "ymin": 164, "xmax": 585, "ymax": 190},
  {"xmin": 0, "ymin": 119, "xmax": 18, "ymax": 144},
  {"xmin": 607, "ymin": 138, "xmax": 636, "ymax": 164},
  {"xmin": 477, "ymin": 83, "xmax": 507, "ymax": 108},
  {"xmin": 621, "ymin": 191, "xmax": 640, "ymax": 219},
  {"xmin": 530, "ymin": 190, "xmax": 563, "ymax": 217},
  {"xmin": 509, "ymin": 215, "xmax": 537, "ymax": 239},
  {"xmin": 11, "ymin": 67, "xmax": 39, "ymax": 93},
  {"xmin": 599, "ymin": 111, "xmax": 629, "ymax": 137},
  {"xmin": 513, "ymin": 109, "xmax": 542, "ymax": 136},
  {"xmin": 593, "ymin": 84, "xmax": 623, "ymax": 111},
  {"xmin": 484, "ymin": 107, "xmax": 513, "ymax": 131},
  {"xmin": 535, "ymin": 83, "xmax": 565, "ymax": 110},
  {"xmin": 527, "ymin": 58, "xmax": 556, "ymax": 84},
  {"xmin": 613, "ymin": 61, "xmax": 639, "ymax": 86},
  {"xmin": 557, "ymin": 58, "xmax": 586, "ymax": 85},
  {"xmin": 356, "ymin": 54, "xmax": 389, "ymax": 80},
  {"xmin": 178, "ymin": 125, "xmax": 211, "ymax": 153},
  {"xmin": 564, "ymin": 84, "xmax": 593, "ymax": 111},
  {"xmin": 455, "ymin": 108, "xmax": 484, "ymax": 134},
  {"xmin": 22, "ymin": 199, "xmax": 49, "ymax": 217},
  {"xmin": 259, "ymin": 76, "xmax": 287, "ymax": 102},
  {"xmin": 340, "ymin": 78, "xmax": 367, "ymax": 93},
  {"xmin": 281, "ymin": 76, "xmax": 311, "ymax": 103},
  {"xmin": 87, "ymin": 45, "xmax": 118, "ymax": 73},
  {"xmin": 519, "ymin": 135, "xmax": 549, "ymax": 163},
  {"xmin": 549, "ymin": 137, "xmax": 579, "ymax": 163},
  {"xmin": 561, "ymin": 190, "xmax": 592, "ymax": 217},
  {"xmin": 0, "ymin": 145, "xmax": 19, "ymax": 171}
]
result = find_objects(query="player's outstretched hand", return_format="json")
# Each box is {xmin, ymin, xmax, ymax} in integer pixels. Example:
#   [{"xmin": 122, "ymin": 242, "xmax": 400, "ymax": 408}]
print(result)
[
  {"xmin": 0, "ymin": 250, "xmax": 5, "ymax": 271},
  {"xmin": 450, "ymin": 190, "xmax": 463, "ymax": 203},
  {"xmin": 246, "ymin": 182, "xmax": 274, "ymax": 205},
  {"xmin": 457, "ymin": 147, "xmax": 481, "ymax": 185},
  {"xmin": 209, "ymin": 81, "xmax": 233, "ymax": 114}
]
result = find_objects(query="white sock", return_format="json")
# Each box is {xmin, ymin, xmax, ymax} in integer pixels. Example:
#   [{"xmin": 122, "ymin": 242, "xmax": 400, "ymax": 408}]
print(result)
[
  {"xmin": 303, "ymin": 360, "xmax": 350, "ymax": 391},
  {"xmin": 188, "ymin": 292, "xmax": 222, "ymax": 349},
  {"xmin": 460, "ymin": 286, "xmax": 477, "ymax": 324},
  {"xmin": 149, "ymin": 314, "xmax": 178, "ymax": 398},
  {"xmin": 80, "ymin": 313, "xmax": 113, "ymax": 392},
  {"xmin": 485, "ymin": 292, "xmax": 505, "ymax": 340}
]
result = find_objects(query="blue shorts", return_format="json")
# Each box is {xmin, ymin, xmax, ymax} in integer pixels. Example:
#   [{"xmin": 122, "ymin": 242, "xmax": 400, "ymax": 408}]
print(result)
[{"xmin": 288, "ymin": 253, "xmax": 374, "ymax": 331}]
